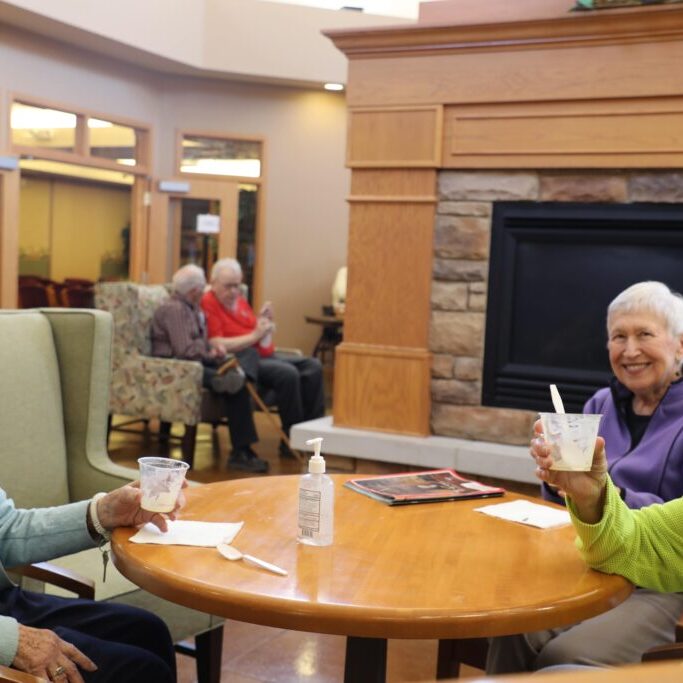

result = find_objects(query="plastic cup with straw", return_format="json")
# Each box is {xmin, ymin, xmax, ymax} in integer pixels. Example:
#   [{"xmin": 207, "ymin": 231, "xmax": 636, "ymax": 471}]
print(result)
[{"xmin": 539, "ymin": 384, "xmax": 602, "ymax": 471}]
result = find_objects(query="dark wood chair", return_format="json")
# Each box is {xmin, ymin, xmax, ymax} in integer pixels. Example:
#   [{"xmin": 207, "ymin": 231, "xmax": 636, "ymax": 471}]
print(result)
[
  {"xmin": 64, "ymin": 285, "xmax": 95, "ymax": 308},
  {"xmin": 17, "ymin": 283, "xmax": 50, "ymax": 308},
  {"xmin": 63, "ymin": 277, "xmax": 95, "ymax": 287}
]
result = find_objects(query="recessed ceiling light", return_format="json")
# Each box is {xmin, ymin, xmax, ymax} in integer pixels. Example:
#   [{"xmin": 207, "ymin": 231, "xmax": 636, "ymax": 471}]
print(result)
[{"xmin": 324, "ymin": 83, "xmax": 344, "ymax": 91}]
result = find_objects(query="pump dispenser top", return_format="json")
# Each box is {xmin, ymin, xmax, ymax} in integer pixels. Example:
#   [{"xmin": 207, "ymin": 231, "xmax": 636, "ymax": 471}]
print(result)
[{"xmin": 306, "ymin": 437, "xmax": 325, "ymax": 473}]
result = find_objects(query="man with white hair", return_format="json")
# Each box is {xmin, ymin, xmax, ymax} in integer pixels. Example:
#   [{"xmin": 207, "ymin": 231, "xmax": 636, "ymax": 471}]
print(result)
[
  {"xmin": 151, "ymin": 264, "xmax": 268, "ymax": 473},
  {"xmin": 201, "ymin": 258, "xmax": 325, "ymax": 458}
]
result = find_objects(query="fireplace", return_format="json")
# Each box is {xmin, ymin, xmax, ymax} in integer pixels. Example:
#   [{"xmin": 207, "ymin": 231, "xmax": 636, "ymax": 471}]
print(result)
[
  {"xmin": 430, "ymin": 170, "xmax": 683, "ymax": 445},
  {"xmin": 482, "ymin": 201, "xmax": 683, "ymax": 413}
]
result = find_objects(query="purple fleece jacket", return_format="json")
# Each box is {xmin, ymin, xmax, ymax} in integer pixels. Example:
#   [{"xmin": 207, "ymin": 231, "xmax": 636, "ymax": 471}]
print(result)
[{"xmin": 543, "ymin": 378, "xmax": 683, "ymax": 509}]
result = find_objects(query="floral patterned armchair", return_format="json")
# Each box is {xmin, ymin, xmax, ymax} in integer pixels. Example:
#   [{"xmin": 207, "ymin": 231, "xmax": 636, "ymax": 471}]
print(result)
[{"xmin": 94, "ymin": 282, "xmax": 210, "ymax": 467}]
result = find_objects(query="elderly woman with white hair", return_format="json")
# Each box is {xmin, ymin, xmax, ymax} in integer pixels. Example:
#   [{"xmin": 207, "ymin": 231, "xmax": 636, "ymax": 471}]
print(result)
[{"xmin": 488, "ymin": 281, "xmax": 683, "ymax": 673}]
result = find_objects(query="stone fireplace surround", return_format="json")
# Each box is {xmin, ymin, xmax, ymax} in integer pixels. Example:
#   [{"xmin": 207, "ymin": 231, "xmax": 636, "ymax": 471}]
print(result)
[
  {"xmin": 430, "ymin": 169, "xmax": 683, "ymax": 449},
  {"xmin": 293, "ymin": 169, "xmax": 683, "ymax": 482}
]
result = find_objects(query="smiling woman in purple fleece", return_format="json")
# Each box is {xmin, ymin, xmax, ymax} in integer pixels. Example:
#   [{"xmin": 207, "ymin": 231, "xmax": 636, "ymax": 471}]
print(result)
[{"xmin": 488, "ymin": 281, "xmax": 683, "ymax": 673}]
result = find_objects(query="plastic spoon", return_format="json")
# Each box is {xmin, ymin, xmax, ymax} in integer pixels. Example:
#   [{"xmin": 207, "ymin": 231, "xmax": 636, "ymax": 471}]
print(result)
[
  {"xmin": 549, "ymin": 384, "xmax": 566, "ymax": 414},
  {"xmin": 217, "ymin": 543, "xmax": 288, "ymax": 576}
]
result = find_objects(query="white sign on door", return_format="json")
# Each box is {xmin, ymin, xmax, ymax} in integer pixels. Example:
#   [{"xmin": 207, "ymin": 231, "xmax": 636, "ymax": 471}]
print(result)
[{"xmin": 196, "ymin": 214, "xmax": 220, "ymax": 234}]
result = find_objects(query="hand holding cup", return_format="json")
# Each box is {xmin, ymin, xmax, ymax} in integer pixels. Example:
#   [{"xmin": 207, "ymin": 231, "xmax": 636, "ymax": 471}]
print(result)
[
  {"xmin": 531, "ymin": 419, "xmax": 609, "ymax": 520},
  {"xmin": 96, "ymin": 478, "xmax": 187, "ymax": 533}
]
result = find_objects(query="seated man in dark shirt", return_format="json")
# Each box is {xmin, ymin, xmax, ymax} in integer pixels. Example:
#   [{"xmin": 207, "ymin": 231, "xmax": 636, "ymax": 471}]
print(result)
[{"xmin": 151, "ymin": 264, "xmax": 268, "ymax": 474}]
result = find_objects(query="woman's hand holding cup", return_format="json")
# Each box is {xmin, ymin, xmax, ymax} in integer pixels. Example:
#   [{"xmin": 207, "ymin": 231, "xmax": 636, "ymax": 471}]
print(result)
[{"xmin": 531, "ymin": 419, "xmax": 609, "ymax": 523}]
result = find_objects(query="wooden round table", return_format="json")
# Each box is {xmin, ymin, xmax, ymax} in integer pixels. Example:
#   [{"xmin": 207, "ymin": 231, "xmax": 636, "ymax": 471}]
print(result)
[{"xmin": 111, "ymin": 476, "xmax": 632, "ymax": 682}]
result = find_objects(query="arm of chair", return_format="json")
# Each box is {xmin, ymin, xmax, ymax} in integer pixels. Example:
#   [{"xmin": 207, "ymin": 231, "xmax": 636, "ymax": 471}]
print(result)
[
  {"xmin": 13, "ymin": 562, "xmax": 95, "ymax": 600},
  {"xmin": 642, "ymin": 643, "xmax": 683, "ymax": 663},
  {"xmin": 0, "ymin": 666, "xmax": 45, "ymax": 682}
]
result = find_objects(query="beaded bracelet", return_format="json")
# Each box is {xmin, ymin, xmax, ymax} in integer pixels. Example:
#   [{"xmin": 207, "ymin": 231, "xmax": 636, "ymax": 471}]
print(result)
[{"xmin": 89, "ymin": 492, "xmax": 112, "ymax": 541}]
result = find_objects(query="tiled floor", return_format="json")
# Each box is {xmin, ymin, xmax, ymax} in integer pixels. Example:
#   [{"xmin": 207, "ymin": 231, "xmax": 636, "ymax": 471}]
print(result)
[{"xmin": 108, "ymin": 413, "xmax": 539, "ymax": 682}]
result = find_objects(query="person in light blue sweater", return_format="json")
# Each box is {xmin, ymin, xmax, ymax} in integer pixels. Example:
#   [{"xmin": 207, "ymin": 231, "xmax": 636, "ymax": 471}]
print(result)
[{"xmin": 0, "ymin": 482, "xmax": 180, "ymax": 682}]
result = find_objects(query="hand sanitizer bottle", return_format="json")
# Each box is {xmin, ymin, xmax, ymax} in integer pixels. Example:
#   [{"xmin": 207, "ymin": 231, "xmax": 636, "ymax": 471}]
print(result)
[{"xmin": 297, "ymin": 437, "xmax": 334, "ymax": 546}]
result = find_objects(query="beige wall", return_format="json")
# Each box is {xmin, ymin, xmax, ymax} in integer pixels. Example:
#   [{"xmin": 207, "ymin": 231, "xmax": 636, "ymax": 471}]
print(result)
[
  {"xmin": 0, "ymin": 0, "xmax": 410, "ymax": 86},
  {"xmin": 0, "ymin": 26, "xmax": 349, "ymax": 352},
  {"xmin": 159, "ymin": 77, "xmax": 349, "ymax": 350}
]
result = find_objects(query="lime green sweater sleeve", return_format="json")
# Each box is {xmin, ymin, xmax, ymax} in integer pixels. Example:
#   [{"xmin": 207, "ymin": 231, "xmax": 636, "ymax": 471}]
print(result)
[{"xmin": 567, "ymin": 477, "xmax": 683, "ymax": 593}]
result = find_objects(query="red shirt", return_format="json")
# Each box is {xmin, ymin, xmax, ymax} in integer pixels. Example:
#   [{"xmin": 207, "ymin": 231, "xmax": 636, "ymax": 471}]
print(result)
[{"xmin": 201, "ymin": 290, "xmax": 275, "ymax": 358}]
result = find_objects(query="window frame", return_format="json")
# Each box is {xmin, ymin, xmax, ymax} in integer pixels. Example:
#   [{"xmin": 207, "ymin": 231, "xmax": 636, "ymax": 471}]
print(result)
[
  {"xmin": 9, "ymin": 95, "xmax": 152, "ymax": 176},
  {"xmin": 176, "ymin": 129, "xmax": 265, "ymax": 185}
]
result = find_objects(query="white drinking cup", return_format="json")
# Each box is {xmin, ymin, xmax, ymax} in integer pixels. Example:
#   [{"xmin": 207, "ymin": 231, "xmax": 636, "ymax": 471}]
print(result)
[
  {"xmin": 538, "ymin": 413, "xmax": 603, "ymax": 472},
  {"xmin": 138, "ymin": 457, "xmax": 189, "ymax": 513}
]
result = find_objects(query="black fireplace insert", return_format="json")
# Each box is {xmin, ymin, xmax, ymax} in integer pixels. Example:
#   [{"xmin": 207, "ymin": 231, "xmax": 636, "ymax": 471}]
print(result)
[{"xmin": 482, "ymin": 201, "xmax": 683, "ymax": 413}]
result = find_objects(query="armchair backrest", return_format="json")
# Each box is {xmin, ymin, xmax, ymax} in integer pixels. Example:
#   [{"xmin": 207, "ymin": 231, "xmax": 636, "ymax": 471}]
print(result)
[
  {"xmin": 137, "ymin": 285, "xmax": 171, "ymax": 356},
  {"xmin": 0, "ymin": 311, "xmax": 69, "ymax": 508},
  {"xmin": 0, "ymin": 309, "xmax": 120, "ymax": 509},
  {"xmin": 94, "ymin": 282, "xmax": 170, "ymax": 360}
]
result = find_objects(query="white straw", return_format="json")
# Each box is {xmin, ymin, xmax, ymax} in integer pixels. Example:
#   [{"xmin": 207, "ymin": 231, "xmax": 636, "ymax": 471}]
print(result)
[{"xmin": 550, "ymin": 384, "xmax": 566, "ymax": 414}]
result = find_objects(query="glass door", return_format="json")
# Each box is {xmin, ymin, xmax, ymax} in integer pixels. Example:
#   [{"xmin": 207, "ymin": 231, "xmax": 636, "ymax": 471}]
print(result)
[
  {"xmin": 148, "ymin": 179, "xmax": 239, "ymax": 284},
  {"xmin": 177, "ymin": 197, "xmax": 220, "ymax": 275}
]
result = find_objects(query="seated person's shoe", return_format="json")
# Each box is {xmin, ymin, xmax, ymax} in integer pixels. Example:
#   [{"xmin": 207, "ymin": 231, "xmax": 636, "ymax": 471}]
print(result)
[
  {"xmin": 228, "ymin": 447, "xmax": 269, "ymax": 473},
  {"xmin": 278, "ymin": 439, "xmax": 297, "ymax": 459},
  {"xmin": 210, "ymin": 366, "xmax": 246, "ymax": 394}
]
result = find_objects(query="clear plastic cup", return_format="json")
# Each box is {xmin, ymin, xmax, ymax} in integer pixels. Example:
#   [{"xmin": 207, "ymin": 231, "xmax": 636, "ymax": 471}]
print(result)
[
  {"xmin": 138, "ymin": 457, "xmax": 189, "ymax": 513},
  {"xmin": 538, "ymin": 413, "xmax": 603, "ymax": 472}
]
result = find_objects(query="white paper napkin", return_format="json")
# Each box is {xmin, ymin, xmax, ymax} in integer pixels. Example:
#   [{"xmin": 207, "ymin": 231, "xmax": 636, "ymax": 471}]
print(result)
[
  {"xmin": 474, "ymin": 500, "xmax": 570, "ymax": 529},
  {"xmin": 129, "ymin": 520, "xmax": 243, "ymax": 546}
]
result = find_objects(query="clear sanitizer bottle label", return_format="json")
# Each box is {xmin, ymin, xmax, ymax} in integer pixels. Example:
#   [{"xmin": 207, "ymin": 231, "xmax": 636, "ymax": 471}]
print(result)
[{"xmin": 298, "ymin": 488, "xmax": 321, "ymax": 540}]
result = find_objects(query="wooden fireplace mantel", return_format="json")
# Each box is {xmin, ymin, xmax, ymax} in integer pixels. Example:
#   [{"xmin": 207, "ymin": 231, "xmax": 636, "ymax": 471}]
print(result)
[
  {"xmin": 326, "ymin": 3, "xmax": 683, "ymax": 436},
  {"xmin": 327, "ymin": 4, "xmax": 683, "ymax": 61}
]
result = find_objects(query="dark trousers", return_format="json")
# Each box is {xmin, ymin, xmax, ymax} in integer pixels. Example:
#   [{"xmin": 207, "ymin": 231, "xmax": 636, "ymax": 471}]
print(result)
[
  {"xmin": 258, "ymin": 354, "xmax": 325, "ymax": 435},
  {"xmin": 202, "ymin": 367, "xmax": 258, "ymax": 449},
  {"xmin": 0, "ymin": 587, "xmax": 175, "ymax": 682}
]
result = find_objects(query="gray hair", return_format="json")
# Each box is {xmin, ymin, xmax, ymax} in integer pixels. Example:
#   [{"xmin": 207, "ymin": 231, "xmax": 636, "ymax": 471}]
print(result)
[
  {"xmin": 607, "ymin": 281, "xmax": 683, "ymax": 337},
  {"xmin": 211, "ymin": 258, "xmax": 242, "ymax": 282},
  {"xmin": 172, "ymin": 264, "xmax": 206, "ymax": 295}
]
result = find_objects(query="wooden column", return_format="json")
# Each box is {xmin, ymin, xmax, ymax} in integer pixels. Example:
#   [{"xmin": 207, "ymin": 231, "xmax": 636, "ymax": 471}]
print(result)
[{"xmin": 333, "ymin": 106, "xmax": 441, "ymax": 435}]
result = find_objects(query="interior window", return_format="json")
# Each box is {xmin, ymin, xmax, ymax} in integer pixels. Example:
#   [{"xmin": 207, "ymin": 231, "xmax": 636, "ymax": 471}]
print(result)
[{"xmin": 180, "ymin": 135, "xmax": 262, "ymax": 178}]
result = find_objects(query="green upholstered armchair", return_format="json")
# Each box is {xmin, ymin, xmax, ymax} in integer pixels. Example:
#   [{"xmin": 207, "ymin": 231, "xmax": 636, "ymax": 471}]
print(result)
[{"xmin": 0, "ymin": 308, "xmax": 223, "ymax": 683}]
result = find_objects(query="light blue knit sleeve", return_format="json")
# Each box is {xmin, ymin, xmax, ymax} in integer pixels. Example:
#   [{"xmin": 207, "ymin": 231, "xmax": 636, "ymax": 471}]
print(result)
[
  {"xmin": 0, "ymin": 616, "xmax": 19, "ymax": 666},
  {"xmin": 0, "ymin": 490, "xmax": 94, "ymax": 568}
]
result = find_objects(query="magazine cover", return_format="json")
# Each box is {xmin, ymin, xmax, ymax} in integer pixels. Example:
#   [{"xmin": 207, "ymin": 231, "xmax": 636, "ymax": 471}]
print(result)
[{"xmin": 344, "ymin": 469, "xmax": 504, "ymax": 506}]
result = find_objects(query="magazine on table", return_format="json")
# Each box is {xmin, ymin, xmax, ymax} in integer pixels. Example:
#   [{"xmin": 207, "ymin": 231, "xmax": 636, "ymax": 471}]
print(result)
[{"xmin": 344, "ymin": 469, "xmax": 505, "ymax": 506}]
